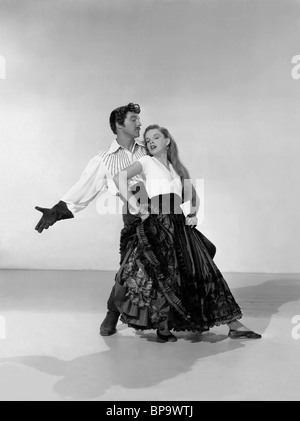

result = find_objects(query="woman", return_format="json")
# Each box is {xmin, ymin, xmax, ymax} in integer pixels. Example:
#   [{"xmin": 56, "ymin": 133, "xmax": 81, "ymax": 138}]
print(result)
[{"xmin": 113, "ymin": 124, "xmax": 261, "ymax": 342}]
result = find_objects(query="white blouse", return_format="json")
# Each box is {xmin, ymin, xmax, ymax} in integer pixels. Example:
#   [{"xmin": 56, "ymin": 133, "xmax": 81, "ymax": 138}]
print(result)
[
  {"xmin": 61, "ymin": 139, "xmax": 146, "ymax": 214},
  {"xmin": 138, "ymin": 155, "xmax": 182, "ymax": 199}
]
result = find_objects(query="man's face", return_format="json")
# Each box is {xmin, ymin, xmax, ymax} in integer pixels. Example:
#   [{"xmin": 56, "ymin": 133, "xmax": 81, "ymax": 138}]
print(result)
[{"xmin": 121, "ymin": 112, "xmax": 141, "ymax": 138}]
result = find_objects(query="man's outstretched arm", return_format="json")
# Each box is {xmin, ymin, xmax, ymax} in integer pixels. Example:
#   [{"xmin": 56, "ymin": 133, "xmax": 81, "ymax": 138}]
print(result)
[{"xmin": 35, "ymin": 154, "xmax": 107, "ymax": 233}]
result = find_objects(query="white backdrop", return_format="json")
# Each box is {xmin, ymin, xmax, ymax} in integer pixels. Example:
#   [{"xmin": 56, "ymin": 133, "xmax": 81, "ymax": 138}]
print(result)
[{"xmin": 0, "ymin": 0, "xmax": 300, "ymax": 273}]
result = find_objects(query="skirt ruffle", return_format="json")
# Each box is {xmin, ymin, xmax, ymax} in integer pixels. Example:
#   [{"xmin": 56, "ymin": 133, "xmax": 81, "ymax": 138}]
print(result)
[{"xmin": 114, "ymin": 194, "xmax": 242, "ymax": 332}]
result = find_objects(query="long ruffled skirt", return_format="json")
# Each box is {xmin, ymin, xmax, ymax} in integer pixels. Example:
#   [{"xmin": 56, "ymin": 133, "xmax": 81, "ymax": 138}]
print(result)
[{"xmin": 114, "ymin": 194, "xmax": 242, "ymax": 332}]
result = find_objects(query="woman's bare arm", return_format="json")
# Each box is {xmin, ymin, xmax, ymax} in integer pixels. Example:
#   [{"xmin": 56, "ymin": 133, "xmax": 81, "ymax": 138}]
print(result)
[
  {"xmin": 113, "ymin": 162, "xmax": 143, "ymax": 214},
  {"xmin": 183, "ymin": 179, "xmax": 200, "ymax": 216}
]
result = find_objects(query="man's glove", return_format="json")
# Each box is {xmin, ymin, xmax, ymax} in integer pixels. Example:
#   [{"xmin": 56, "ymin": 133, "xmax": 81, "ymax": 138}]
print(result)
[{"xmin": 35, "ymin": 201, "xmax": 74, "ymax": 233}]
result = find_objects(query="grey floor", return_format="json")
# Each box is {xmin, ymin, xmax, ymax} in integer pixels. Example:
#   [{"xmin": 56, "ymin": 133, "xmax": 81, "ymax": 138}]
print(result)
[{"xmin": 0, "ymin": 270, "xmax": 300, "ymax": 401}]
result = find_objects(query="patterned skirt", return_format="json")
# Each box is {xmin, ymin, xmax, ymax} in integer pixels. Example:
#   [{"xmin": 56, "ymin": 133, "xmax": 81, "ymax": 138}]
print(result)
[{"xmin": 114, "ymin": 194, "xmax": 242, "ymax": 332}]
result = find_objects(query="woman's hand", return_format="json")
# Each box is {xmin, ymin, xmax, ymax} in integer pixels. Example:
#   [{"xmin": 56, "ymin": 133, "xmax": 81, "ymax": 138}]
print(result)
[
  {"xmin": 129, "ymin": 203, "xmax": 150, "ymax": 221},
  {"xmin": 140, "ymin": 212, "xmax": 150, "ymax": 222},
  {"xmin": 139, "ymin": 203, "xmax": 150, "ymax": 222},
  {"xmin": 185, "ymin": 215, "xmax": 198, "ymax": 227}
]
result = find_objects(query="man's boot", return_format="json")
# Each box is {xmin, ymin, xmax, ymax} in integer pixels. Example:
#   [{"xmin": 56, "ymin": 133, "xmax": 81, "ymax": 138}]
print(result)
[{"xmin": 100, "ymin": 311, "xmax": 119, "ymax": 336}]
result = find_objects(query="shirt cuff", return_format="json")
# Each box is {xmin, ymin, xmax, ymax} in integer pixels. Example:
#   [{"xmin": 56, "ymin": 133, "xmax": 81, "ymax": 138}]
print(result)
[{"xmin": 61, "ymin": 200, "xmax": 86, "ymax": 215}]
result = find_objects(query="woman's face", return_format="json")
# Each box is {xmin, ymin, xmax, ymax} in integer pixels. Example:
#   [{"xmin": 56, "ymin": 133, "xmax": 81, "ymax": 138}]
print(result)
[{"xmin": 144, "ymin": 129, "xmax": 170, "ymax": 156}]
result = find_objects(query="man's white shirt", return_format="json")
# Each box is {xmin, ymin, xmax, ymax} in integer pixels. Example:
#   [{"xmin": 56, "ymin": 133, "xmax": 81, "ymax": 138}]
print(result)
[{"xmin": 61, "ymin": 139, "xmax": 146, "ymax": 214}]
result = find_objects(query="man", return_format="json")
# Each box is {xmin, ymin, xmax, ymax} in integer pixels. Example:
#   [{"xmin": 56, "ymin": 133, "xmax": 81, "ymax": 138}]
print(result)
[{"xmin": 35, "ymin": 102, "xmax": 147, "ymax": 336}]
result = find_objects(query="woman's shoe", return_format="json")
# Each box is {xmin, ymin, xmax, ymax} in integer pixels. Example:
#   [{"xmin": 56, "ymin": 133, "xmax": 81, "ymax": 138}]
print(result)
[
  {"xmin": 228, "ymin": 329, "xmax": 262, "ymax": 339},
  {"xmin": 156, "ymin": 329, "xmax": 178, "ymax": 342}
]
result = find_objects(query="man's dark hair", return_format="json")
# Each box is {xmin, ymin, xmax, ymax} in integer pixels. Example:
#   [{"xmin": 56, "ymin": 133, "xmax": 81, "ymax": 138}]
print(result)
[{"xmin": 109, "ymin": 103, "xmax": 141, "ymax": 134}]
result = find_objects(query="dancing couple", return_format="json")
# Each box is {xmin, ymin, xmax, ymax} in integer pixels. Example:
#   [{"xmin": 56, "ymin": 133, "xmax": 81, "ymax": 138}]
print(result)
[{"xmin": 35, "ymin": 102, "xmax": 261, "ymax": 342}]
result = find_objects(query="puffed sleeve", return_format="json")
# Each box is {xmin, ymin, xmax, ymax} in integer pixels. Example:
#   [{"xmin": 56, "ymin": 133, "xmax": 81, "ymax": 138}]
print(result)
[{"xmin": 61, "ymin": 155, "xmax": 107, "ymax": 214}]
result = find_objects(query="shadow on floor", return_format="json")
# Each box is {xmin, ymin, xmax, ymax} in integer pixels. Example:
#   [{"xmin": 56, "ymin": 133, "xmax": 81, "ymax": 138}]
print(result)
[
  {"xmin": 0, "ymin": 278, "xmax": 299, "ymax": 400},
  {"xmin": 0, "ymin": 333, "xmax": 242, "ymax": 401}
]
